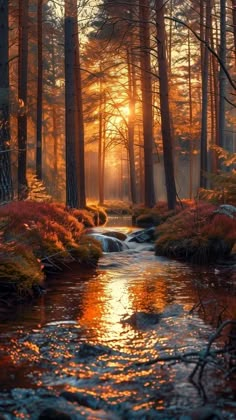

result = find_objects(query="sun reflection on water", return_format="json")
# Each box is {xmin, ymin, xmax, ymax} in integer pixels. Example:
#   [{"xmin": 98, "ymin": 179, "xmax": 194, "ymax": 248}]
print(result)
[{"xmin": 0, "ymin": 245, "xmax": 235, "ymax": 417}]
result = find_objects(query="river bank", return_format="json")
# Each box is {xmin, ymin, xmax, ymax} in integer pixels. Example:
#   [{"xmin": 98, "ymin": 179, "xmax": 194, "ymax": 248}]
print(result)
[{"xmin": 0, "ymin": 200, "xmax": 235, "ymax": 306}]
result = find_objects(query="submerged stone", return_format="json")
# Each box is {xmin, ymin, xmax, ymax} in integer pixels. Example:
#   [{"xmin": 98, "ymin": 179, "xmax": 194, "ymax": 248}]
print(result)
[
  {"xmin": 121, "ymin": 311, "xmax": 161, "ymax": 329},
  {"xmin": 39, "ymin": 408, "xmax": 72, "ymax": 420},
  {"xmin": 76, "ymin": 342, "xmax": 112, "ymax": 358},
  {"xmin": 61, "ymin": 391, "xmax": 104, "ymax": 410}
]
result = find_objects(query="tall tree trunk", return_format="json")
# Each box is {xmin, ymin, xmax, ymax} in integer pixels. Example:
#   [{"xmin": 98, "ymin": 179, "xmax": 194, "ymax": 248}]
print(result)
[
  {"xmin": 219, "ymin": 0, "xmax": 226, "ymax": 148},
  {"xmin": 36, "ymin": 0, "xmax": 43, "ymax": 180},
  {"xmin": 18, "ymin": 0, "xmax": 29, "ymax": 199},
  {"xmin": 127, "ymin": 47, "xmax": 137, "ymax": 204},
  {"xmin": 211, "ymin": 13, "xmax": 219, "ymax": 173},
  {"xmin": 64, "ymin": 15, "xmax": 78, "ymax": 208},
  {"xmin": 139, "ymin": 0, "xmax": 155, "ymax": 208},
  {"xmin": 98, "ymin": 69, "xmax": 105, "ymax": 205},
  {"xmin": 187, "ymin": 32, "xmax": 193, "ymax": 199},
  {"xmin": 0, "ymin": 0, "xmax": 13, "ymax": 203},
  {"xmin": 232, "ymin": 0, "xmax": 236, "ymax": 64},
  {"xmin": 200, "ymin": 0, "xmax": 212, "ymax": 188},
  {"xmin": 65, "ymin": 0, "xmax": 86, "ymax": 208},
  {"xmin": 74, "ymin": 27, "xmax": 86, "ymax": 208},
  {"xmin": 155, "ymin": 0, "xmax": 176, "ymax": 210},
  {"xmin": 51, "ymin": 33, "xmax": 58, "ymax": 195},
  {"xmin": 64, "ymin": 0, "xmax": 78, "ymax": 208}
]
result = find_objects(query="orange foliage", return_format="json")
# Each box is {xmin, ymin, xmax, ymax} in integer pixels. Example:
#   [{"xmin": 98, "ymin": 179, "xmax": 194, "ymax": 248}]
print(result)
[
  {"xmin": 155, "ymin": 202, "xmax": 235, "ymax": 263},
  {"xmin": 0, "ymin": 201, "xmax": 102, "ymax": 294}
]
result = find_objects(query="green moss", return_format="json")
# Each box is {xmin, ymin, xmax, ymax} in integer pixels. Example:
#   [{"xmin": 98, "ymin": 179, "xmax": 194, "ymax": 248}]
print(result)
[{"xmin": 0, "ymin": 243, "xmax": 44, "ymax": 297}]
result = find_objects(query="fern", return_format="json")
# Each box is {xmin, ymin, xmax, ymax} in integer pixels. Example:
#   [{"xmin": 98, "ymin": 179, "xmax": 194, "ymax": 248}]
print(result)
[
  {"xmin": 210, "ymin": 145, "xmax": 236, "ymax": 167},
  {"xmin": 199, "ymin": 171, "xmax": 236, "ymax": 205},
  {"xmin": 26, "ymin": 170, "xmax": 52, "ymax": 202}
]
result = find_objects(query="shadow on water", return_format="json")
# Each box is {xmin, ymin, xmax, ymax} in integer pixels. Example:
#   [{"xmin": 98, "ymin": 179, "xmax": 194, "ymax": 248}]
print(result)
[{"xmin": 0, "ymin": 219, "xmax": 235, "ymax": 419}]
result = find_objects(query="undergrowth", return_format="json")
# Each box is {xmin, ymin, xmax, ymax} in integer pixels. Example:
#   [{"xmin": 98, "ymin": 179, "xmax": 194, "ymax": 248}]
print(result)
[
  {"xmin": 155, "ymin": 202, "xmax": 236, "ymax": 263},
  {"xmin": 0, "ymin": 201, "xmax": 102, "ymax": 299}
]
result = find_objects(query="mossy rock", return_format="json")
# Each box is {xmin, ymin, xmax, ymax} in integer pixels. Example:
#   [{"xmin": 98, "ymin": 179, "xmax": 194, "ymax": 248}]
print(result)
[
  {"xmin": 136, "ymin": 213, "xmax": 161, "ymax": 227},
  {"xmin": 155, "ymin": 236, "xmax": 233, "ymax": 264},
  {"xmin": 0, "ymin": 244, "xmax": 45, "ymax": 298},
  {"xmin": 73, "ymin": 235, "xmax": 103, "ymax": 266}
]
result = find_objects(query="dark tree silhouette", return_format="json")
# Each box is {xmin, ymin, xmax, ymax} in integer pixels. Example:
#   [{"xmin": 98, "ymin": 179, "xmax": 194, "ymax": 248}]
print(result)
[{"xmin": 0, "ymin": 0, "xmax": 13, "ymax": 203}]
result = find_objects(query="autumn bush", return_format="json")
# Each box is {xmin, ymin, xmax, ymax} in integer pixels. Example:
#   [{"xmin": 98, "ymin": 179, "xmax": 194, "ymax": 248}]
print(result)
[
  {"xmin": 155, "ymin": 202, "xmax": 236, "ymax": 263},
  {"xmin": 0, "ymin": 201, "xmax": 102, "ymax": 299}
]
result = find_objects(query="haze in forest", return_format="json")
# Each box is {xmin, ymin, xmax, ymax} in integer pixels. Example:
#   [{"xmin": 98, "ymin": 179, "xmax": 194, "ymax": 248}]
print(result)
[{"xmin": 0, "ymin": 0, "xmax": 235, "ymax": 209}]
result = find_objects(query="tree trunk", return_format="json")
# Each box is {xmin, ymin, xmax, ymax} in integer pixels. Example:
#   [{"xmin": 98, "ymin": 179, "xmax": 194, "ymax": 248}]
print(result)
[
  {"xmin": 74, "ymin": 27, "xmax": 86, "ymax": 208},
  {"xmin": 18, "ymin": 0, "xmax": 29, "ymax": 199},
  {"xmin": 0, "ymin": 0, "xmax": 13, "ymax": 203},
  {"xmin": 187, "ymin": 31, "xmax": 193, "ymax": 199},
  {"xmin": 51, "ymin": 33, "xmax": 58, "ymax": 195},
  {"xmin": 211, "ymin": 13, "xmax": 219, "ymax": 173},
  {"xmin": 232, "ymin": 0, "xmax": 236, "ymax": 65},
  {"xmin": 98, "ymin": 69, "xmax": 105, "ymax": 205},
  {"xmin": 65, "ymin": 0, "xmax": 86, "ymax": 208},
  {"xmin": 36, "ymin": 0, "xmax": 43, "ymax": 180},
  {"xmin": 139, "ymin": 0, "xmax": 155, "ymax": 208},
  {"xmin": 200, "ymin": 0, "xmax": 212, "ymax": 188},
  {"xmin": 127, "ymin": 47, "xmax": 137, "ymax": 204},
  {"xmin": 64, "ymin": 9, "xmax": 78, "ymax": 208},
  {"xmin": 155, "ymin": 0, "xmax": 176, "ymax": 210},
  {"xmin": 219, "ymin": 0, "xmax": 226, "ymax": 148}
]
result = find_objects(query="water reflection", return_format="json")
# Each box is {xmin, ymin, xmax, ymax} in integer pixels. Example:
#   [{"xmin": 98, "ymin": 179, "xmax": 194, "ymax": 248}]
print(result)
[{"xmin": 0, "ymin": 235, "xmax": 235, "ymax": 418}]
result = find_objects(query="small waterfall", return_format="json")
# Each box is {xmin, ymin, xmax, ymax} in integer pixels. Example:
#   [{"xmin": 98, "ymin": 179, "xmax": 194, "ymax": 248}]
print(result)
[{"xmin": 88, "ymin": 233, "xmax": 129, "ymax": 252}]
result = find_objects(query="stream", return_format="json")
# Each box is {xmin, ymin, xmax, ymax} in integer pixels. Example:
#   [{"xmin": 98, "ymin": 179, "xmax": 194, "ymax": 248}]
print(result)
[{"xmin": 0, "ymin": 218, "xmax": 235, "ymax": 419}]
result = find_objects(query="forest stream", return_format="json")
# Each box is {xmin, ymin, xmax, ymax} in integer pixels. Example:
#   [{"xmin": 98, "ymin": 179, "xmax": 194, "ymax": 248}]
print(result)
[{"xmin": 0, "ymin": 217, "xmax": 235, "ymax": 419}]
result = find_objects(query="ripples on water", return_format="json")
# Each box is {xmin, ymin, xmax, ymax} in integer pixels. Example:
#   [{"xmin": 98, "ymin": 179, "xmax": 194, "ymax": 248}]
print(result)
[{"xmin": 0, "ymin": 222, "xmax": 235, "ymax": 419}]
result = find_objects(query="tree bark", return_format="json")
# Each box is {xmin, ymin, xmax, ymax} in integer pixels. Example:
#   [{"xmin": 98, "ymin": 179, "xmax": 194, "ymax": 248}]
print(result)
[
  {"xmin": 18, "ymin": 0, "xmax": 29, "ymax": 199},
  {"xmin": 0, "ymin": 0, "xmax": 13, "ymax": 203},
  {"xmin": 65, "ymin": 0, "xmax": 86, "ymax": 208},
  {"xmin": 219, "ymin": 0, "xmax": 226, "ymax": 149},
  {"xmin": 200, "ymin": 0, "xmax": 212, "ymax": 188},
  {"xmin": 36, "ymin": 0, "xmax": 43, "ymax": 180},
  {"xmin": 232, "ymin": 0, "xmax": 236, "ymax": 65},
  {"xmin": 98, "ymin": 74, "xmax": 105, "ymax": 205},
  {"xmin": 139, "ymin": 0, "xmax": 155, "ymax": 208},
  {"xmin": 187, "ymin": 31, "xmax": 193, "ymax": 199},
  {"xmin": 155, "ymin": 0, "xmax": 176, "ymax": 210},
  {"xmin": 127, "ymin": 47, "xmax": 137, "ymax": 204},
  {"xmin": 64, "ymin": 12, "xmax": 78, "ymax": 208},
  {"xmin": 74, "ymin": 26, "xmax": 86, "ymax": 208}
]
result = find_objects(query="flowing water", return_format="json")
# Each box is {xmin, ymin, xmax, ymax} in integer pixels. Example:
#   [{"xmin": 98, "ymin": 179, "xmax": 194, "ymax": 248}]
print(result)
[{"xmin": 0, "ymin": 220, "xmax": 235, "ymax": 419}]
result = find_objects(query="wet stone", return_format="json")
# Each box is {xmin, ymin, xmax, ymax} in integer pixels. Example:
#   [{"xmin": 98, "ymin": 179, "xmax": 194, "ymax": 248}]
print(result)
[
  {"xmin": 76, "ymin": 342, "xmax": 112, "ymax": 358},
  {"xmin": 38, "ymin": 408, "xmax": 72, "ymax": 420},
  {"xmin": 121, "ymin": 311, "xmax": 161, "ymax": 329},
  {"xmin": 60, "ymin": 391, "xmax": 105, "ymax": 410}
]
